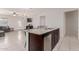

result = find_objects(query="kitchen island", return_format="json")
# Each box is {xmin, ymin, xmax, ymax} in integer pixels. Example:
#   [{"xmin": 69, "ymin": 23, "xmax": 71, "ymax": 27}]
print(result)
[{"xmin": 24, "ymin": 28, "xmax": 59, "ymax": 51}]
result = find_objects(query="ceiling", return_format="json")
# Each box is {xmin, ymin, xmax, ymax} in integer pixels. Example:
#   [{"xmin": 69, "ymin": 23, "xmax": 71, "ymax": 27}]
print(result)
[
  {"xmin": 63, "ymin": 8, "xmax": 78, "ymax": 12},
  {"xmin": 0, "ymin": 8, "xmax": 32, "ymax": 16},
  {"xmin": 0, "ymin": 8, "xmax": 77, "ymax": 16}
]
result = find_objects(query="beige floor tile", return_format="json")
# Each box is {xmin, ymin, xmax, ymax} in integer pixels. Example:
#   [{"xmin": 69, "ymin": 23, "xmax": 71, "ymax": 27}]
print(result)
[
  {"xmin": 0, "ymin": 31, "xmax": 26, "ymax": 51},
  {"xmin": 58, "ymin": 36, "xmax": 79, "ymax": 51}
]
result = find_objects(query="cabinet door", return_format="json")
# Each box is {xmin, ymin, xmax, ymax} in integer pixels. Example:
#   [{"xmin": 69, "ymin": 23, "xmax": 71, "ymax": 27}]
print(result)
[
  {"xmin": 51, "ymin": 31, "xmax": 55, "ymax": 50},
  {"xmin": 29, "ymin": 33, "xmax": 43, "ymax": 51},
  {"xmin": 51, "ymin": 29, "xmax": 59, "ymax": 50},
  {"xmin": 54, "ymin": 29, "xmax": 59, "ymax": 44}
]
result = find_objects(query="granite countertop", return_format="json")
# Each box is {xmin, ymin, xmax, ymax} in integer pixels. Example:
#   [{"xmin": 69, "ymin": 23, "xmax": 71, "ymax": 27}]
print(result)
[{"xmin": 24, "ymin": 28, "xmax": 58, "ymax": 35}]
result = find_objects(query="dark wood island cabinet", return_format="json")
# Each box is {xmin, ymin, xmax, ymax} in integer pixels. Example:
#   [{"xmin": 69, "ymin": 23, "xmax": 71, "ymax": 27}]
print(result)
[
  {"xmin": 29, "ymin": 33, "xmax": 44, "ymax": 51},
  {"xmin": 51, "ymin": 29, "xmax": 59, "ymax": 50},
  {"xmin": 25, "ymin": 28, "xmax": 59, "ymax": 51}
]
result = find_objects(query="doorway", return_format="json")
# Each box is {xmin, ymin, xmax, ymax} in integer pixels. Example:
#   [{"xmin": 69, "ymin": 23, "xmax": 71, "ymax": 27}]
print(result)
[{"xmin": 65, "ymin": 10, "xmax": 78, "ymax": 38}]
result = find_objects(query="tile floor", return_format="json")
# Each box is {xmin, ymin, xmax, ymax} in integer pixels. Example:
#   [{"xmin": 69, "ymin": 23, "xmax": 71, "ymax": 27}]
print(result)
[
  {"xmin": 0, "ymin": 31, "xmax": 79, "ymax": 51},
  {"xmin": 0, "ymin": 31, "xmax": 26, "ymax": 51},
  {"xmin": 58, "ymin": 36, "xmax": 79, "ymax": 51}
]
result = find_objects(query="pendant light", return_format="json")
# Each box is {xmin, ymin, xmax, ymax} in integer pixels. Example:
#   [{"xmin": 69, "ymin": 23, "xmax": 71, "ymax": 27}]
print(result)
[{"xmin": 13, "ymin": 12, "xmax": 16, "ymax": 16}]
